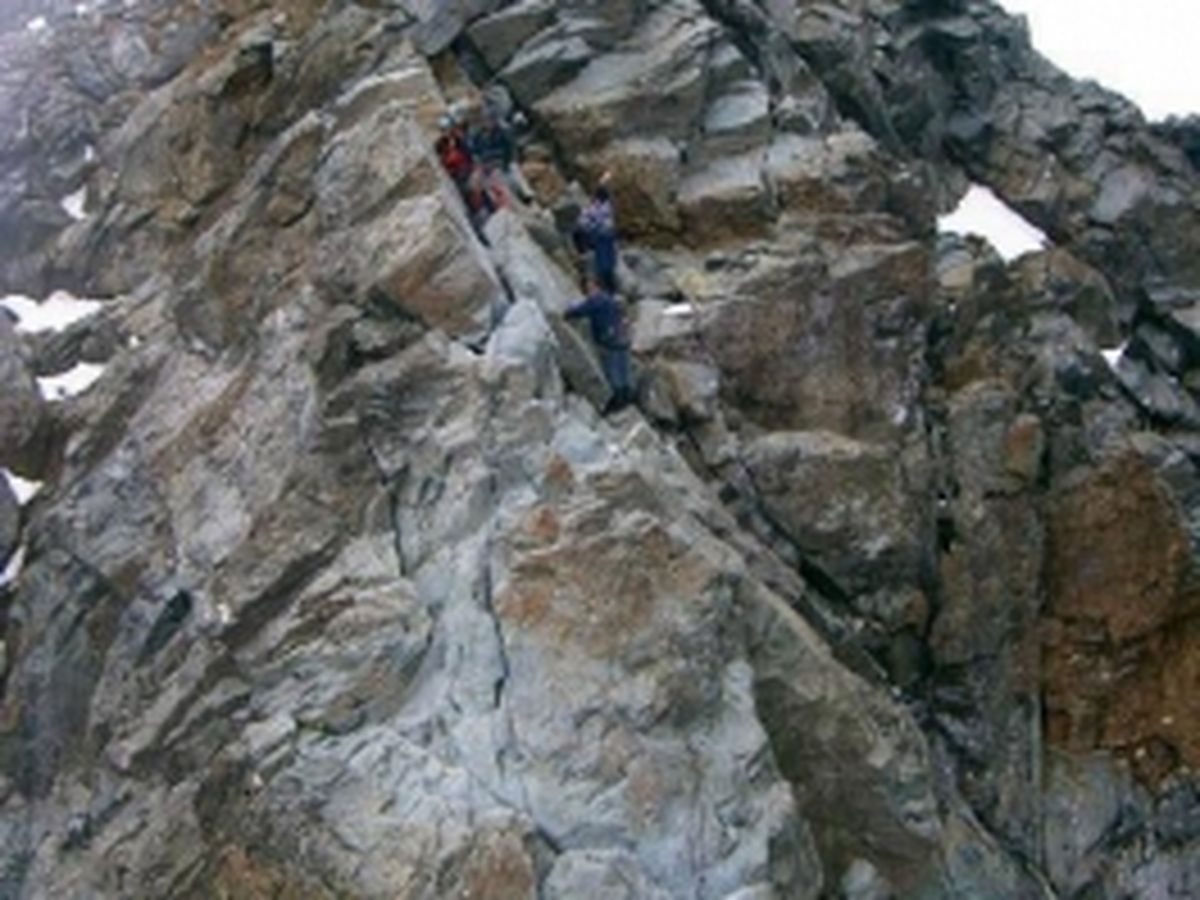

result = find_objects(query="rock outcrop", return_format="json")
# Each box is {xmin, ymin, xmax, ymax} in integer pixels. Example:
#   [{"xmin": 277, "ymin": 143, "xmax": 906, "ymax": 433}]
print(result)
[{"xmin": 1, "ymin": 1, "xmax": 1198, "ymax": 898}]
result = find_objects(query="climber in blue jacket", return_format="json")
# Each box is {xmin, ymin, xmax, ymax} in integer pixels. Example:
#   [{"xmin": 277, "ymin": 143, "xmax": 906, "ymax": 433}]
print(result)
[
  {"xmin": 565, "ymin": 277, "xmax": 633, "ymax": 412},
  {"xmin": 573, "ymin": 177, "xmax": 618, "ymax": 292}
]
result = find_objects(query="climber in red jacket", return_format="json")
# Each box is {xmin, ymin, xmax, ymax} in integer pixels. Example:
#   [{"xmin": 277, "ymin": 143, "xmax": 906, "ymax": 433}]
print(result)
[{"xmin": 435, "ymin": 114, "xmax": 473, "ymax": 190}]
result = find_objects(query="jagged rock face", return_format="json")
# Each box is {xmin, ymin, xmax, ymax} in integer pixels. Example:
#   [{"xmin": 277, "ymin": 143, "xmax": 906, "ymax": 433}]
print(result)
[{"xmin": 1, "ymin": 1, "xmax": 1199, "ymax": 898}]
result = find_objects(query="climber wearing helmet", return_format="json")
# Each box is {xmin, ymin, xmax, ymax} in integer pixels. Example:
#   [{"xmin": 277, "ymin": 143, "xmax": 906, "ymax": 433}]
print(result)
[
  {"xmin": 573, "ymin": 174, "xmax": 618, "ymax": 292},
  {"xmin": 435, "ymin": 113, "xmax": 473, "ymax": 190}
]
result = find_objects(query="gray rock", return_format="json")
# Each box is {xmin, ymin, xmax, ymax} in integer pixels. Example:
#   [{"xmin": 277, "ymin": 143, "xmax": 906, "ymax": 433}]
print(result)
[
  {"xmin": 467, "ymin": 0, "xmax": 557, "ymax": 72},
  {"xmin": 484, "ymin": 209, "xmax": 611, "ymax": 410},
  {"xmin": 678, "ymin": 152, "xmax": 773, "ymax": 246},
  {"xmin": 499, "ymin": 32, "xmax": 593, "ymax": 108},
  {"xmin": 406, "ymin": 0, "xmax": 505, "ymax": 56},
  {"xmin": 839, "ymin": 858, "xmax": 892, "ymax": 900},
  {"xmin": 1090, "ymin": 164, "xmax": 1154, "ymax": 225},
  {"xmin": 744, "ymin": 430, "xmax": 926, "ymax": 596},
  {"xmin": 533, "ymin": 4, "xmax": 717, "ymax": 157},
  {"xmin": 697, "ymin": 79, "xmax": 772, "ymax": 162}
]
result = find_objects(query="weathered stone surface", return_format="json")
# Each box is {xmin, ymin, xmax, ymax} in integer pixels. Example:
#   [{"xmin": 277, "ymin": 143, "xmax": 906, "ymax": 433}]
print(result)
[
  {"xmin": 1044, "ymin": 447, "xmax": 1200, "ymax": 771},
  {"xmin": 678, "ymin": 153, "xmax": 773, "ymax": 246},
  {"xmin": 766, "ymin": 131, "xmax": 888, "ymax": 217},
  {"xmin": 928, "ymin": 380, "xmax": 1045, "ymax": 857},
  {"xmin": 533, "ymin": 4, "xmax": 716, "ymax": 157},
  {"xmin": 2, "ymin": 1, "xmax": 1200, "ymax": 897},
  {"xmin": 697, "ymin": 236, "xmax": 931, "ymax": 441},
  {"xmin": 467, "ymin": 0, "xmax": 557, "ymax": 72},
  {"xmin": 483, "ymin": 209, "xmax": 611, "ymax": 410},
  {"xmin": 744, "ymin": 430, "xmax": 926, "ymax": 595},
  {"xmin": 404, "ymin": 0, "xmax": 503, "ymax": 56}
]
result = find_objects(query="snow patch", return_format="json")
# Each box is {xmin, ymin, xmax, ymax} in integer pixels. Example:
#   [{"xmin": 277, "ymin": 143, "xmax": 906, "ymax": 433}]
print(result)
[
  {"xmin": 61, "ymin": 187, "xmax": 87, "ymax": 221},
  {"xmin": 84, "ymin": 144, "xmax": 96, "ymax": 163},
  {"xmin": 938, "ymin": 185, "xmax": 1049, "ymax": 262},
  {"xmin": 1101, "ymin": 342, "xmax": 1128, "ymax": 370},
  {"xmin": 38, "ymin": 362, "xmax": 105, "ymax": 399},
  {"xmin": 1, "ymin": 545, "xmax": 27, "ymax": 589},
  {"xmin": 663, "ymin": 304, "xmax": 695, "ymax": 317},
  {"xmin": 3, "ymin": 471, "xmax": 43, "ymax": 506},
  {"xmin": 1, "ymin": 292, "xmax": 105, "ymax": 333},
  {"xmin": 26, "ymin": 16, "xmax": 47, "ymax": 32}
]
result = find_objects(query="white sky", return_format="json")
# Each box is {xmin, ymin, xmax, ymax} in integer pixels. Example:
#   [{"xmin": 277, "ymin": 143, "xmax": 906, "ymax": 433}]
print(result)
[{"xmin": 999, "ymin": 0, "xmax": 1200, "ymax": 121}]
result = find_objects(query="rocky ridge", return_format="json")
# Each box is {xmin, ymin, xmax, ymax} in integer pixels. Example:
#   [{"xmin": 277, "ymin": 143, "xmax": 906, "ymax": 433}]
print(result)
[{"xmin": 0, "ymin": 1, "xmax": 1198, "ymax": 897}]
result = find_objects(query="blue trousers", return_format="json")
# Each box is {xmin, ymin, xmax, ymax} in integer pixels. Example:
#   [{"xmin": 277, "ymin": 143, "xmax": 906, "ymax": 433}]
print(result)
[{"xmin": 599, "ymin": 345, "xmax": 631, "ymax": 396}]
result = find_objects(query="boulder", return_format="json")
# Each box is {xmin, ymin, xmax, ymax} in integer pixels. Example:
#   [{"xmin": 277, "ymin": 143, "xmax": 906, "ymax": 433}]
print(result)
[
  {"xmin": 466, "ymin": 0, "xmax": 557, "ymax": 72},
  {"xmin": 744, "ymin": 430, "xmax": 927, "ymax": 595},
  {"xmin": 498, "ymin": 32, "xmax": 593, "ymax": 108},
  {"xmin": 532, "ymin": 4, "xmax": 717, "ymax": 156},
  {"xmin": 678, "ymin": 152, "xmax": 773, "ymax": 246},
  {"xmin": 1011, "ymin": 248, "xmax": 1122, "ymax": 345},
  {"xmin": 694, "ymin": 79, "xmax": 772, "ymax": 163},
  {"xmin": 402, "ymin": 0, "xmax": 505, "ymax": 56},
  {"xmin": 766, "ymin": 130, "xmax": 888, "ymax": 217},
  {"xmin": 700, "ymin": 236, "xmax": 931, "ymax": 441}
]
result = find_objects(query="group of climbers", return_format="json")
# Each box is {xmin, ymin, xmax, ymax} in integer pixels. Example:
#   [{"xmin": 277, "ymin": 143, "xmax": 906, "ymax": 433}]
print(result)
[
  {"xmin": 434, "ymin": 106, "xmax": 632, "ymax": 414},
  {"xmin": 435, "ymin": 104, "xmax": 528, "ymax": 229},
  {"xmin": 566, "ymin": 174, "xmax": 632, "ymax": 412}
]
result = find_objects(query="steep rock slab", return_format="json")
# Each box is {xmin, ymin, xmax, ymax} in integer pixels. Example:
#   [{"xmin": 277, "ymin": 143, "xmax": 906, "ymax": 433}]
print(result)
[
  {"xmin": 483, "ymin": 209, "xmax": 611, "ymax": 409},
  {"xmin": 929, "ymin": 379, "xmax": 1045, "ymax": 859},
  {"xmin": 313, "ymin": 97, "xmax": 505, "ymax": 344},
  {"xmin": 348, "ymin": 329, "xmax": 822, "ymax": 898},
  {"xmin": 744, "ymin": 582, "xmax": 1049, "ymax": 899}
]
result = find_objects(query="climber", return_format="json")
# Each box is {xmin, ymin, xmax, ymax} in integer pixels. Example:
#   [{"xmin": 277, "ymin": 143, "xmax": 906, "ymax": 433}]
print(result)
[
  {"xmin": 564, "ymin": 276, "xmax": 633, "ymax": 413},
  {"xmin": 573, "ymin": 176, "xmax": 618, "ymax": 293},
  {"xmin": 471, "ymin": 106, "xmax": 532, "ymax": 205},
  {"xmin": 435, "ymin": 113, "xmax": 473, "ymax": 191}
]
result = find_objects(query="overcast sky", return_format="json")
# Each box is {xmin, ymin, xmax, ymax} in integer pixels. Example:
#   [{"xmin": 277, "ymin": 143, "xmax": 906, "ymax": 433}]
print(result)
[{"xmin": 998, "ymin": 0, "xmax": 1200, "ymax": 120}]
